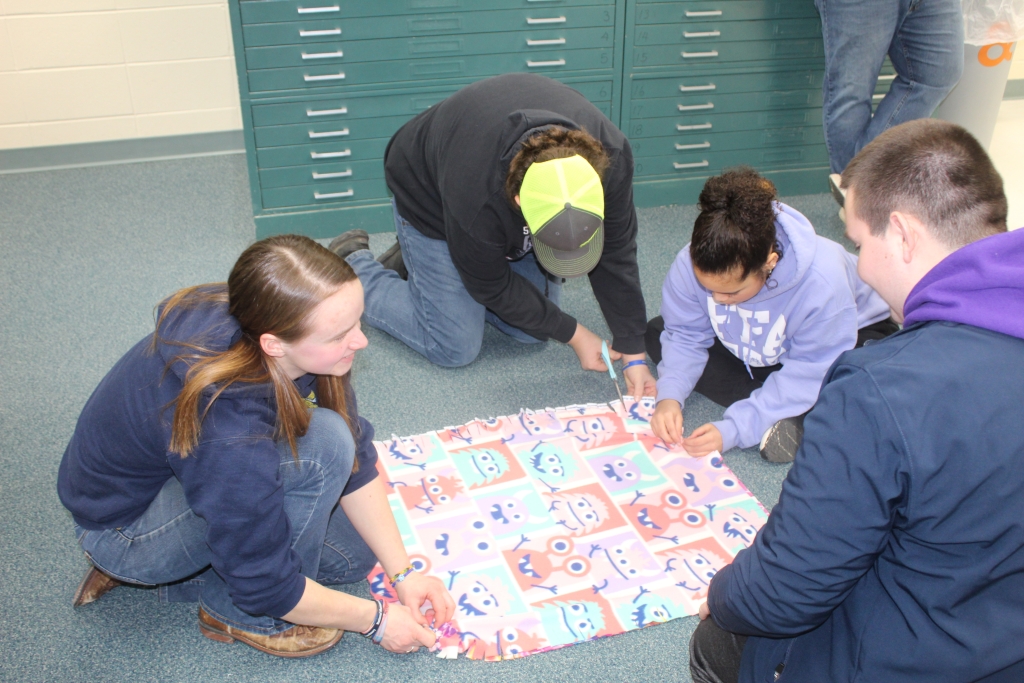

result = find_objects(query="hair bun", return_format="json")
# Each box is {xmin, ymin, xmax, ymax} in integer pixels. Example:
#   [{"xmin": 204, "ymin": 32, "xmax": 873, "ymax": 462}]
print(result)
[{"xmin": 698, "ymin": 167, "xmax": 777, "ymax": 227}]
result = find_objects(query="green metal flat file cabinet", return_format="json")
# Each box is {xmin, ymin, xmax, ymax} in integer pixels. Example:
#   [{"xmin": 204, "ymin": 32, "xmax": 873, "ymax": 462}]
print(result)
[{"xmin": 228, "ymin": 0, "xmax": 831, "ymax": 237}]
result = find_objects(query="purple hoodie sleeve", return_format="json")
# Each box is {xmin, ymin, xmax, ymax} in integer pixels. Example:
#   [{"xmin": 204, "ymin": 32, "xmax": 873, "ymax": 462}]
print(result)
[{"xmin": 656, "ymin": 248, "xmax": 717, "ymax": 408}]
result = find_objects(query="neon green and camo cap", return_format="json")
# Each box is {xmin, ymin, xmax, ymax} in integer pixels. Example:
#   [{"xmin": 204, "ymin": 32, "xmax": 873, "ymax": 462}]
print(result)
[{"xmin": 519, "ymin": 155, "xmax": 605, "ymax": 278}]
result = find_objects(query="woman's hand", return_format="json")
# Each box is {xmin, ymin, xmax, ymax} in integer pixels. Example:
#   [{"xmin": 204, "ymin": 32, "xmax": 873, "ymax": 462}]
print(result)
[
  {"xmin": 683, "ymin": 423, "xmax": 723, "ymax": 457},
  {"xmin": 651, "ymin": 399, "xmax": 683, "ymax": 447},
  {"xmin": 394, "ymin": 572, "xmax": 456, "ymax": 627},
  {"xmin": 568, "ymin": 323, "xmax": 611, "ymax": 372},
  {"xmin": 378, "ymin": 602, "xmax": 437, "ymax": 654},
  {"xmin": 621, "ymin": 356, "xmax": 657, "ymax": 397}
]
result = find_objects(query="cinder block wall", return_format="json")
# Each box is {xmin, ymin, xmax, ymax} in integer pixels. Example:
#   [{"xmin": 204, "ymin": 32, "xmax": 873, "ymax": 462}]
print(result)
[{"xmin": 0, "ymin": 0, "xmax": 241, "ymax": 150}]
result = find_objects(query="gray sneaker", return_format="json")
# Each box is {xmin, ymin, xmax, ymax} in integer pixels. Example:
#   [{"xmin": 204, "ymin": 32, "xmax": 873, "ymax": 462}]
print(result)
[
  {"xmin": 328, "ymin": 229, "xmax": 369, "ymax": 261},
  {"xmin": 828, "ymin": 173, "xmax": 846, "ymax": 208},
  {"xmin": 759, "ymin": 416, "xmax": 805, "ymax": 463},
  {"xmin": 376, "ymin": 240, "xmax": 408, "ymax": 280}
]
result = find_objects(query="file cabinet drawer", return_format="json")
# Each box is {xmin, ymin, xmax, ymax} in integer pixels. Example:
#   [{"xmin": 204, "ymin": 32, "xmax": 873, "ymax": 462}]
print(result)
[
  {"xmin": 627, "ymin": 69, "xmax": 822, "ymax": 99},
  {"xmin": 239, "ymin": 0, "xmax": 615, "ymax": 26},
  {"xmin": 627, "ymin": 125, "xmax": 824, "ymax": 158},
  {"xmin": 251, "ymin": 90, "xmax": 458, "ymax": 127},
  {"xmin": 258, "ymin": 158, "xmax": 384, "ymax": 189},
  {"xmin": 632, "ymin": 143, "xmax": 828, "ymax": 178},
  {"xmin": 247, "ymin": 47, "xmax": 615, "ymax": 93},
  {"xmin": 254, "ymin": 114, "xmax": 419, "ymax": 147},
  {"xmin": 244, "ymin": 27, "xmax": 616, "ymax": 70},
  {"xmin": 255, "ymin": 136, "xmax": 391, "ymax": 168},
  {"xmin": 242, "ymin": 6, "xmax": 617, "ymax": 47},
  {"xmin": 631, "ymin": 38, "xmax": 822, "ymax": 69},
  {"xmin": 634, "ymin": 1, "xmax": 819, "ymax": 26},
  {"xmin": 261, "ymin": 177, "xmax": 390, "ymax": 209},
  {"xmin": 634, "ymin": 17, "xmax": 820, "ymax": 46},
  {"xmin": 625, "ymin": 106, "xmax": 821, "ymax": 138},
  {"xmin": 627, "ymin": 88, "xmax": 821, "ymax": 119}
]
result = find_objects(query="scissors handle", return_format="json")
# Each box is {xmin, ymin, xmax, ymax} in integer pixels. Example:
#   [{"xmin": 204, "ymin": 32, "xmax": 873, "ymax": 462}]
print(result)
[{"xmin": 600, "ymin": 340, "xmax": 617, "ymax": 379}]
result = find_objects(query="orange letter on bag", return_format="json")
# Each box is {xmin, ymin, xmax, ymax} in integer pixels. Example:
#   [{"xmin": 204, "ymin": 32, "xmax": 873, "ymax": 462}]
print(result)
[{"xmin": 978, "ymin": 43, "xmax": 1014, "ymax": 67}]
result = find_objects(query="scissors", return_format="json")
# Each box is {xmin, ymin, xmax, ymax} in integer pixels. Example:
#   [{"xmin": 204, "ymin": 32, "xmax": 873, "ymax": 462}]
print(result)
[{"xmin": 600, "ymin": 340, "xmax": 627, "ymax": 413}]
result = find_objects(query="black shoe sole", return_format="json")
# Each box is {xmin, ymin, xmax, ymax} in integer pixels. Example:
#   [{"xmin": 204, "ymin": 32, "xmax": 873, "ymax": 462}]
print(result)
[{"xmin": 759, "ymin": 418, "xmax": 804, "ymax": 463}]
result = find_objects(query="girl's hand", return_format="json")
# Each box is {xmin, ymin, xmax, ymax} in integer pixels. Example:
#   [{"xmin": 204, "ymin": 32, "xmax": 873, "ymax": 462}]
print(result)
[
  {"xmin": 393, "ymin": 572, "xmax": 456, "ymax": 627},
  {"xmin": 651, "ymin": 399, "xmax": 683, "ymax": 447},
  {"xmin": 683, "ymin": 423, "xmax": 723, "ymax": 457},
  {"xmin": 377, "ymin": 602, "xmax": 437, "ymax": 654},
  {"xmin": 621, "ymin": 357, "xmax": 657, "ymax": 397}
]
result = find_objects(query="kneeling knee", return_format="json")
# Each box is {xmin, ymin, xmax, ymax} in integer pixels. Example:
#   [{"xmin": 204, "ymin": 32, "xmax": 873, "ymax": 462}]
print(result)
[
  {"xmin": 304, "ymin": 408, "xmax": 356, "ymax": 482},
  {"xmin": 427, "ymin": 336, "xmax": 482, "ymax": 368}
]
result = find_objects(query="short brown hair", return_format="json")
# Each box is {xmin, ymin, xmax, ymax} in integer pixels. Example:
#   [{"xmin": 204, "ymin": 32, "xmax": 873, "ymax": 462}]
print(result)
[
  {"xmin": 505, "ymin": 126, "xmax": 610, "ymax": 206},
  {"xmin": 841, "ymin": 119, "xmax": 1007, "ymax": 248}
]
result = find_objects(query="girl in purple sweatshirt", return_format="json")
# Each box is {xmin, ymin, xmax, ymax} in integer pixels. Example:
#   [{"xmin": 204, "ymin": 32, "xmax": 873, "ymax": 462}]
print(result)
[{"xmin": 646, "ymin": 169, "xmax": 892, "ymax": 462}]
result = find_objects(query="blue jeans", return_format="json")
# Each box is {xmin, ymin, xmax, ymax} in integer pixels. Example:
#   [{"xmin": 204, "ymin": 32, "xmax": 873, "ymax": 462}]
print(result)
[
  {"xmin": 817, "ymin": 0, "xmax": 964, "ymax": 172},
  {"xmin": 75, "ymin": 409, "xmax": 378, "ymax": 635},
  {"xmin": 346, "ymin": 200, "xmax": 562, "ymax": 367}
]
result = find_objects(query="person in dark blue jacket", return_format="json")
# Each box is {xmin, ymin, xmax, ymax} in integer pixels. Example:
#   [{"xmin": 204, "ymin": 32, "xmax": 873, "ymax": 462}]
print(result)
[
  {"xmin": 58, "ymin": 235, "xmax": 454, "ymax": 657},
  {"xmin": 690, "ymin": 119, "xmax": 1024, "ymax": 683}
]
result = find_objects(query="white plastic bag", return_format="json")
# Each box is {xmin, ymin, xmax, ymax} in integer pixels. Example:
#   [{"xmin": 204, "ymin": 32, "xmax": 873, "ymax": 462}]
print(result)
[{"xmin": 961, "ymin": 0, "xmax": 1024, "ymax": 44}]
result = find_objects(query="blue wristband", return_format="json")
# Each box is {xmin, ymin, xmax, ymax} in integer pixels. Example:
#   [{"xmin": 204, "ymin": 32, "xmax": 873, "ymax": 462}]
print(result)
[{"xmin": 622, "ymin": 359, "xmax": 647, "ymax": 370}]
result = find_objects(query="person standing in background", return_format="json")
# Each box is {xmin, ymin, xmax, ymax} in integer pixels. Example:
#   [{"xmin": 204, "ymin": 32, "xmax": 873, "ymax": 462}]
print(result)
[{"xmin": 817, "ymin": 0, "xmax": 964, "ymax": 216}]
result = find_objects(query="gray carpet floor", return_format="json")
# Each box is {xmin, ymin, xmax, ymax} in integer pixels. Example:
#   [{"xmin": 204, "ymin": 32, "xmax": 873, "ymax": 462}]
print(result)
[{"xmin": 0, "ymin": 153, "xmax": 848, "ymax": 682}]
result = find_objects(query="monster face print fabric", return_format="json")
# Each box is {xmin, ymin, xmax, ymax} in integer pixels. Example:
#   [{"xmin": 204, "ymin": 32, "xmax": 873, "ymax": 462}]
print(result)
[{"xmin": 367, "ymin": 399, "xmax": 768, "ymax": 660}]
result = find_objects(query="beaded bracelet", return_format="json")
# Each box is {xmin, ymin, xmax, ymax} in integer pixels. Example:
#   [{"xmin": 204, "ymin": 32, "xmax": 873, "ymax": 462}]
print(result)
[
  {"xmin": 623, "ymin": 359, "xmax": 648, "ymax": 370},
  {"xmin": 360, "ymin": 599, "xmax": 385, "ymax": 639},
  {"xmin": 389, "ymin": 564, "xmax": 416, "ymax": 586}
]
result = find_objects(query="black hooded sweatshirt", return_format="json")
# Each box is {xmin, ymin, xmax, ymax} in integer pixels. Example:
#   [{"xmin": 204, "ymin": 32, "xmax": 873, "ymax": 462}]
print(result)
[{"xmin": 384, "ymin": 73, "xmax": 647, "ymax": 353}]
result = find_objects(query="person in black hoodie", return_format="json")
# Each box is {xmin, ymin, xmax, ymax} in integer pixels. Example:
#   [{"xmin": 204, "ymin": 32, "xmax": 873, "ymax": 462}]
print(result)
[
  {"xmin": 329, "ymin": 74, "xmax": 656, "ymax": 398},
  {"xmin": 58, "ymin": 235, "xmax": 454, "ymax": 657}
]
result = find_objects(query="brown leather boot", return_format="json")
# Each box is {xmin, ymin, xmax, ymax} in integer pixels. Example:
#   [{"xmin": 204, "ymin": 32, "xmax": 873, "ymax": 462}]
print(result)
[
  {"xmin": 72, "ymin": 566, "xmax": 123, "ymax": 607},
  {"xmin": 198, "ymin": 607, "xmax": 343, "ymax": 658}
]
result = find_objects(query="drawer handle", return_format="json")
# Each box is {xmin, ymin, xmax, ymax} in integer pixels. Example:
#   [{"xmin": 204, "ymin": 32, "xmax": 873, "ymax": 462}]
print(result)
[
  {"xmin": 526, "ymin": 16, "xmax": 567, "ymax": 24},
  {"xmin": 315, "ymin": 190, "xmax": 355, "ymax": 199},
  {"xmin": 678, "ymin": 102, "xmax": 714, "ymax": 111},
  {"xmin": 682, "ymin": 50, "xmax": 718, "ymax": 58},
  {"xmin": 310, "ymin": 149, "xmax": 352, "ymax": 159},
  {"xmin": 685, "ymin": 10, "xmax": 723, "ymax": 17},
  {"xmin": 297, "ymin": 5, "xmax": 340, "ymax": 14},
  {"xmin": 677, "ymin": 122, "xmax": 713, "ymax": 131},
  {"xmin": 304, "ymin": 72, "xmax": 345, "ymax": 82},
  {"xmin": 302, "ymin": 50, "xmax": 344, "ymax": 60},
  {"xmin": 306, "ymin": 106, "xmax": 348, "ymax": 117},
  {"xmin": 527, "ymin": 59, "xmax": 566, "ymax": 67},
  {"xmin": 312, "ymin": 170, "xmax": 353, "ymax": 180},
  {"xmin": 877, "ymin": 74, "xmax": 896, "ymax": 81},
  {"xmin": 674, "ymin": 160, "xmax": 709, "ymax": 169},
  {"xmin": 527, "ymin": 38, "xmax": 567, "ymax": 46},
  {"xmin": 308, "ymin": 128, "xmax": 350, "ymax": 139},
  {"xmin": 679, "ymin": 83, "xmax": 716, "ymax": 92},
  {"xmin": 684, "ymin": 30, "xmax": 721, "ymax": 38},
  {"xmin": 676, "ymin": 142, "xmax": 711, "ymax": 150},
  {"xmin": 299, "ymin": 28, "xmax": 341, "ymax": 37}
]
